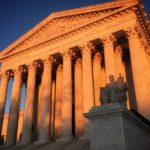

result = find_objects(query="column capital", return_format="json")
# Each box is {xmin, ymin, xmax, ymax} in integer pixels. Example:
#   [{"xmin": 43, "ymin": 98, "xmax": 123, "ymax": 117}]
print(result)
[
  {"xmin": 101, "ymin": 34, "xmax": 116, "ymax": 46},
  {"xmin": 61, "ymin": 49, "xmax": 73, "ymax": 60},
  {"xmin": 93, "ymin": 52, "xmax": 102, "ymax": 63},
  {"xmin": 75, "ymin": 58, "xmax": 82, "ymax": 67},
  {"xmin": 28, "ymin": 61, "xmax": 38, "ymax": 71},
  {"xmin": 13, "ymin": 67, "xmax": 23, "ymax": 76},
  {"xmin": 79, "ymin": 42, "xmax": 95, "ymax": 55},
  {"xmin": 42, "ymin": 56, "xmax": 53, "ymax": 66},
  {"xmin": 1, "ymin": 71, "xmax": 11, "ymax": 80},
  {"xmin": 57, "ymin": 64, "xmax": 63, "ymax": 72},
  {"xmin": 115, "ymin": 45, "xmax": 123, "ymax": 56},
  {"xmin": 140, "ymin": 39, "xmax": 148, "ymax": 50},
  {"xmin": 146, "ymin": 48, "xmax": 150, "ymax": 58},
  {"xmin": 124, "ymin": 25, "xmax": 140, "ymax": 39}
]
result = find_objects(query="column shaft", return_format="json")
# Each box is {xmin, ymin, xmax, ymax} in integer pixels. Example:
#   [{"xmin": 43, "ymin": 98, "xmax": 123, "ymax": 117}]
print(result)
[
  {"xmin": 81, "ymin": 43, "xmax": 94, "ymax": 113},
  {"xmin": 6, "ymin": 68, "xmax": 22, "ymax": 145},
  {"xmin": 102, "ymin": 34, "xmax": 116, "ymax": 82},
  {"xmin": 60, "ymin": 50, "xmax": 72, "ymax": 140},
  {"xmin": 0, "ymin": 72, "xmax": 9, "ymax": 135},
  {"xmin": 115, "ymin": 46, "xmax": 126, "ymax": 80},
  {"xmin": 38, "ymin": 57, "xmax": 52, "ymax": 143},
  {"xmin": 55, "ymin": 65, "xmax": 63, "ymax": 138},
  {"xmin": 93, "ymin": 52, "xmax": 106, "ymax": 106},
  {"xmin": 37, "ymin": 82, "xmax": 42, "ymax": 131},
  {"xmin": 126, "ymin": 26, "xmax": 150, "ymax": 120},
  {"xmin": 50, "ymin": 80, "xmax": 55, "ymax": 138},
  {"xmin": 81, "ymin": 42, "xmax": 94, "ymax": 138},
  {"xmin": 21, "ymin": 63, "xmax": 37, "ymax": 144},
  {"xmin": 74, "ymin": 58, "xmax": 83, "ymax": 137}
]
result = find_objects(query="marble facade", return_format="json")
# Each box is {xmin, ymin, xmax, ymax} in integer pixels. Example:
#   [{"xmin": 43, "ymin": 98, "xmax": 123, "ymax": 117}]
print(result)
[{"xmin": 0, "ymin": 0, "xmax": 150, "ymax": 146}]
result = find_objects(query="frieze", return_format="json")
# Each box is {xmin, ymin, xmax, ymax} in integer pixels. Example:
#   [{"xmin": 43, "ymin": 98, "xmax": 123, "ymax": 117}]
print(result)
[
  {"xmin": 1, "ymin": 7, "xmax": 141, "ymax": 61},
  {"xmin": 1, "ymin": 5, "xmax": 149, "ymax": 71},
  {"xmin": 5, "ymin": 9, "xmax": 116, "ymax": 56}
]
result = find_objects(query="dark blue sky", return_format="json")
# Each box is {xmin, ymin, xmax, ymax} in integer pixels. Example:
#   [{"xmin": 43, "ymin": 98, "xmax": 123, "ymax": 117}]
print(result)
[
  {"xmin": 0, "ymin": 0, "xmax": 150, "ymax": 51},
  {"xmin": 0, "ymin": 0, "xmax": 150, "ymax": 112}
]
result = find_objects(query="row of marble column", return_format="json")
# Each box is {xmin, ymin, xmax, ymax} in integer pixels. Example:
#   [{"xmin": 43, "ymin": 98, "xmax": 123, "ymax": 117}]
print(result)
[{"xmin": 0, "ymin": 25, "xmax": 150, "ymax": 145}]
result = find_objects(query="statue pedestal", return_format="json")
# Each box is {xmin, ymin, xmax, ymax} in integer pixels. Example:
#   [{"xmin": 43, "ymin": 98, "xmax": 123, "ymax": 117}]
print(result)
[{"xmin": 84, "ymin": 103, "xmax": 150, "ymax": 150}]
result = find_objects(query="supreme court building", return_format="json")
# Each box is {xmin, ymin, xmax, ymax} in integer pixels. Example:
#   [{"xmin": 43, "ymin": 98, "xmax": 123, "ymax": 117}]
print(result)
[{"xmin": 0, "ymin": 0, "xmax": 150, "ymax": 146}]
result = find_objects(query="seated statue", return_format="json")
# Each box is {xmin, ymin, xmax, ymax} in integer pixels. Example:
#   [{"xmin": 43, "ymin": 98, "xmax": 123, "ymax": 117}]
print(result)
[{"xmin": 100, "ymin": 74, "xmax": 127, "ymax": 107}]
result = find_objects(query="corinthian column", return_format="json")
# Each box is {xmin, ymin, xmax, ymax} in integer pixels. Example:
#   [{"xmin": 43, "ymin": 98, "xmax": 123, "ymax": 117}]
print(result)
[
  {"xmin": 6, "ymin": 67, "xmax": 22, "ymax": 145},
  {"xmin": 21, "ymin": 62, "xmax": 37, "ymax": 144},
  {"xmin": 125, "ymin": 25, "xmax": 150, "ymax": 120},
  {"xmin": 37, "ymin": 56, "xmax": 53, "ymax": 143},
  {"xmin": 115, "ymin": 46, "xmax": 126, "ymax": 80},
  {"xmin": 80, "ymin": 42, "xmax": 94, "ymax": 113},
  {"xmin": 102, "ymin": 34, "xmax": 116, "ymax": 82},
  {"xmin": 50, "ymin": 80, "xmax": 55, "ymax": 138},
  {"xmin": 0, "ymin": 71, "xmax": 9, "ymax": 136},
  {"xmin": 55, "ymin": 64, "xmax": 63, "ymax": 138},
  {"xmin": 80, "ymin": 42, "xmax": 94, "ymax": 138},
  {"xmin": 93, "ymin": 52, "xmax": 106, "ymax": 106},
  {"xmin": 74, "ymin": 58, "xmax": 83, "ymax": 138},
  {"xmin": 59, "ymin": 49, "xmax": 72, "ymax": 141}
]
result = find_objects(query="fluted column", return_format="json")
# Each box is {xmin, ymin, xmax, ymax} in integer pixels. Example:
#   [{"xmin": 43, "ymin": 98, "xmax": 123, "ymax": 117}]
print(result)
[
  {"xmin": 0, "ymin": 71, "xmax": 9, "ymax": 136},
  {"xmin": 6, "ymin": 67, "xmax": 22, "ymax": 145},
  {"xmin": 37, "ymin": 56, "xmax": 53, "ymax": 143},
  {"xmin": 55, "ymin": 64, "xmax": 63, "ymax": 138},
  {"xmin": 50, "ymin": 80, "xmax": 55, "ymax": 139},
  {"xmin": 102, "ymin": 34, "xmax": 116, "ymax": 82},
  {"xmin": 37, "ymin": 83, "xmax": 42, "ymax": 132},
  {"xmin": 74, "ymin": 58, "xmax": 83, "ymax": 138},
  {"xmin": 80, "ymin": 42, "xmax": 94, "ymax": 138},
  {"xmin": 125, "ymin": 25, "xmax": 150, "ymax": 120},
  {"xmin": 21, "ymin": 62, "xmax": 37, "ymax": 144},
  {"xmin": 93, "ymin": 52, "xmax": 106, "ymax": 106},
  {"xmin": 81, "ymin": 42, "xmax": 95, "ymax": 112},
  {"xmin": 59, "ymin": 49, "xmax": 72, "ymax": 141},
  {"xmin": 140, "ymin": 40, "xmax": 150, "ymax": 85},
  {"xmin": 115, "ymin": 45, "xmax": 126, "ymax": 81}
]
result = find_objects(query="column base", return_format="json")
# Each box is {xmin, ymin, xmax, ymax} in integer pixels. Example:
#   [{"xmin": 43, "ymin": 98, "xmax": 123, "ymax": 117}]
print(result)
[
  {"xmin": 19, "ymin": 141, "xmax": 32, "ymax": 146},
  {"xmin": 0, "ymin": 144, "xmax": 13, "ymax": 148},
  {"xmin": 5, "ymin": 141, "xmax": 16, "ymax": 147},
  {"xmin": 56, "ymin": 136, "xmax": 73, "ymax": 142},
  {"xmin": 80, "ymin": 134, "xmax": 90, "ymax": 140},
  {"xmin": 34, "ymin": 139, "xmax": 51, "ymax": 145}
]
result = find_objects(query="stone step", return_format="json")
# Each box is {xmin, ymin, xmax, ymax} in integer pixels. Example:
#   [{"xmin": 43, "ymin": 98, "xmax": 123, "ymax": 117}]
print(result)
[{"xmin": 0, "ymin": 139, "xmax": 90, "ymax": 150}]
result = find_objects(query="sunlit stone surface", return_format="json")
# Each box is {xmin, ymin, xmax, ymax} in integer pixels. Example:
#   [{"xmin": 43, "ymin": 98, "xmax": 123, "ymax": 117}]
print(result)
[{"xmin": 0, "ymin": 0, "xmax": 150, "ymax": 148}]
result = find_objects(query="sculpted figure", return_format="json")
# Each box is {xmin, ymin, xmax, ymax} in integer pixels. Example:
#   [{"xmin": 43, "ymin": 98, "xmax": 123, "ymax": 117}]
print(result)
[{"xmin": 100, "ymin": 74, "xmax": 127, "ymax": 107}]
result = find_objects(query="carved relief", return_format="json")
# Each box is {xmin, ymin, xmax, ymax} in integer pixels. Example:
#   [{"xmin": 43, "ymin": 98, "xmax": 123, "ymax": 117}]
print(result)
[
  {"xmin": 80, "ymin": 42, "xmax": 95, "ymax": 55},
  {"xmin": 61, "ymin": 49, "xmax": 73, "ymax": 60},
  {"xmin": 5, "ymin": 8, "xmax": 119, "ymax": 56},
  {"xmin": 101, "ymin": 34, "xmax": 116, "ymax": 46},
  {"xmin": 124, "ymin": 25, "xmax": 140, "ymax": 39},
  {"xmin": 43, "ymin": 56, "xmax": 54, "ymax": 66}
]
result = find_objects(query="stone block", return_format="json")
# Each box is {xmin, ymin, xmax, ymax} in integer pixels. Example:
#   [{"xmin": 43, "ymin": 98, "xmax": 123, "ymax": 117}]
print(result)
[{"xmin": 84, "ymin": 103, "xmax": 150, "ymax": 150}]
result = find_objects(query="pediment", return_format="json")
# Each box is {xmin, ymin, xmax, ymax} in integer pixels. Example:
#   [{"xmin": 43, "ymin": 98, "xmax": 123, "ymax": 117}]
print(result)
[{"xmin": 0, "ymin": 0, "xmax": 141, "ymax": 59}]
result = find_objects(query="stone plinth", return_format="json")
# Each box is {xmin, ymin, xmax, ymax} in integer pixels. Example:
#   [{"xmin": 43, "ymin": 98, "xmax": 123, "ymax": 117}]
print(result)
[{"xmin": 84, "ymin": 103, "xmax": 150, "ymax": 150}]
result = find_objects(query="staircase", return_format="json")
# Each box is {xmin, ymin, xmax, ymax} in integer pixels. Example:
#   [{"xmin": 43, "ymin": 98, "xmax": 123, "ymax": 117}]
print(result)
[{"xmin": 0, "ymin": 139, "xmax": 90, "ymax": 150}]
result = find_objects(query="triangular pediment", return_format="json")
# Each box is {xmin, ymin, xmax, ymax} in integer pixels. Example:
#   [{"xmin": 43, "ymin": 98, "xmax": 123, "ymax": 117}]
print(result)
[{"xmin": 0, "ymin": 0, "xmax": 141, "ymax": 59}]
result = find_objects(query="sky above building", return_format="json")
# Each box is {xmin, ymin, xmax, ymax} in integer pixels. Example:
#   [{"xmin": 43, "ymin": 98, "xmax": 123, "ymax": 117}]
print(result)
[{"xmin": 0, "ymin": 0, "xmax": 150, "ymax": 112}]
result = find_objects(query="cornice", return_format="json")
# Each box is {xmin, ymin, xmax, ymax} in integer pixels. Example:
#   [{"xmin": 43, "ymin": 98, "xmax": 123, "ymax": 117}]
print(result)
[
  {"xmin": 0, "ymin": 0, "xmax": 139, "ymax": 59},
  {"xmin": 136, "ymin": 4, "xmax": 150, "ymax": 45},
  {"xmin": 1, "ymin": 4, "xmax": 141, "ymax": 63}
]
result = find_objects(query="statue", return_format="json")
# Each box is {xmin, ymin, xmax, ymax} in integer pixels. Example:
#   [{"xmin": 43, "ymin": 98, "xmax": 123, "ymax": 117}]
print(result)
[{"xmin": 100, "ymin": 74, "xmax": 127, "ymax": 107}]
